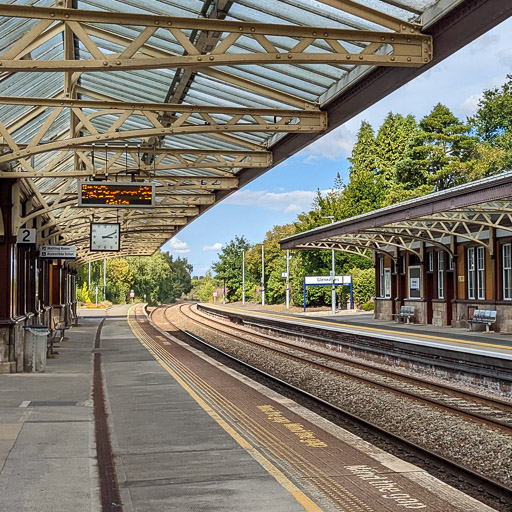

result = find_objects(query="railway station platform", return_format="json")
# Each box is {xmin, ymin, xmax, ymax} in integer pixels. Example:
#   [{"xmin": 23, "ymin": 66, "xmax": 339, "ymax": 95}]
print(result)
[
  {"xmin": 203, "ymin": 303, "xmax": 512, "ymax": 359},
  {"xmin": 0, "ymin": 302, "xmax": 501, "ymax": 511}
]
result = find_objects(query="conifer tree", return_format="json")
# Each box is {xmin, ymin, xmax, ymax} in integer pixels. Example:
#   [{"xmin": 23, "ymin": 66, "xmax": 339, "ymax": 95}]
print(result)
[
  {"xmin": 342, "ymin": 121, "xmax": 380, "ymax": 216},
  {"xmin": 375, "ymin": 112, "xmax": 417, "ymax": 185},
  {"xmin": 394, "ymin": 103, "xmax": 475, "ymax": 191}
]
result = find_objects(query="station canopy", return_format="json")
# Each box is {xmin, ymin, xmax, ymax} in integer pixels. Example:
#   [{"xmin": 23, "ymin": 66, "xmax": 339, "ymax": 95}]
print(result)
[
  {"xmin": 280, "ymin": 171, "xmax": 512, "ymax": 261},
  {"xmin": 0, "ymin": 0, "xmax": 508, "ymax": 264}
]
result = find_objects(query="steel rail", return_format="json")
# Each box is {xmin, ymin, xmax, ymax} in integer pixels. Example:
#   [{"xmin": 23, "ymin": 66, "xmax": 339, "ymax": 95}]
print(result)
[
  {"xmin": 150, "ymin": 303, "xmax": 512, "ymax": 507},
  {"xmin": 185, "ymin": 304, "xmax": 512, "ymax": 435}
]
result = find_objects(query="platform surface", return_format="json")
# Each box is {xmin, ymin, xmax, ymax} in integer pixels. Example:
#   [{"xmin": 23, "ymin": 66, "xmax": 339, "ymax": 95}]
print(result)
[{"xmin": 0, "ymin": 304, "xmax": 500, "ymax": 511}]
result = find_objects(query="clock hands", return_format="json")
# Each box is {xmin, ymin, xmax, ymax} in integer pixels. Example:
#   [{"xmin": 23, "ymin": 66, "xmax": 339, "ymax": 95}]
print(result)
[{"xmin": 102, "ymin": 232, "xmax": 117, "ymax": 239}]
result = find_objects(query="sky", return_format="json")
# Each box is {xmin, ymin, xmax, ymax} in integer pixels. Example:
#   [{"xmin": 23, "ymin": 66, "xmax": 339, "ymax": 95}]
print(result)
[{"xmin": 162, "ymin": 17, "xmax": 512, "ymax": 277}]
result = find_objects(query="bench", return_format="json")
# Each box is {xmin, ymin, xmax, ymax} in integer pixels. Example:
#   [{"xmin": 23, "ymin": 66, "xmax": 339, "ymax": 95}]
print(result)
[
  {"xmin": 467, "ymin": 309, "xmax": 497, "ymax": 333},
  {"xmin": 48, "ymin": 321, "xmax": 68, "ymax": 356},
  {"xmin": 392, "ymin": 306, "xmax": 415, "ymax": 324}
]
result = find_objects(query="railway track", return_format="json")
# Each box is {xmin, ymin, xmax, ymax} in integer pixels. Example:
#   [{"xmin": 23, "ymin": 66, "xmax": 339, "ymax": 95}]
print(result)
[
  {"xmin": 180, "ymin": 303, "xmax": 512, "ymax": 435},
  {"xmin": 152, "ymin": 302, "xmax": 512, "ymax": 510}
]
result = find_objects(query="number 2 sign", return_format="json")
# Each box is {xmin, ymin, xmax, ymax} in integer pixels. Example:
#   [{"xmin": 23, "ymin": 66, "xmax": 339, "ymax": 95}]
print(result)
[{"xmin": 16, "ymin": 228, "xmax": 36, "ymax": 247}]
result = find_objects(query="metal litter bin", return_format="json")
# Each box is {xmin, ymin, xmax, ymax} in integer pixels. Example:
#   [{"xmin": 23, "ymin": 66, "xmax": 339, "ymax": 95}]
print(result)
[{"xmin": 23, "ymin": 325, "xmax": 50, "ymax": 373}]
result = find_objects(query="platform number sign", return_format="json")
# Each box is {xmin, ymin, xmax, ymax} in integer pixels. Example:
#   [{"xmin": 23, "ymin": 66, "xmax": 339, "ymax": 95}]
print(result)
[{"xmin": 17, "ymin": 228, "xmax": 36, "ymax": 247}]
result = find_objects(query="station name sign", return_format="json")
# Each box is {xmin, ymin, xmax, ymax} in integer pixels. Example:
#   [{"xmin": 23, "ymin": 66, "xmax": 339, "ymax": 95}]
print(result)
[
  {"xmin": 304, "ymin": 275, "xmax": 352, "ymax": 285},
  {"xmin": 40, "ymin": 245, "xmax": 77, "ymax": 260},
  {"xmin": 78, "ymin": 181, "xmax": 155, "ymax": 208}
]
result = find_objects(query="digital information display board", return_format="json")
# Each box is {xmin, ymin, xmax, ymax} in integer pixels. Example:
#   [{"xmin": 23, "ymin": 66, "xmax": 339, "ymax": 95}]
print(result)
[{"xmin": 78, "ymin": 182, "xmax": 155, "ymax": 208}]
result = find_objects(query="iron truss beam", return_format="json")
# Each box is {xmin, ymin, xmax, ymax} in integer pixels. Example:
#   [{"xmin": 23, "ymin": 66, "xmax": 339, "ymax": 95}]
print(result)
[
  {"xmin": 0, "ymin": 102, "xmax": 325, "ymax": 165},
  {"xmin": 0, "ymin": 5, "xmax": 432, "ymax": 73},
  {"xmin": 0, "ymin": 145, "xmax": 271, "ymax": 176}
]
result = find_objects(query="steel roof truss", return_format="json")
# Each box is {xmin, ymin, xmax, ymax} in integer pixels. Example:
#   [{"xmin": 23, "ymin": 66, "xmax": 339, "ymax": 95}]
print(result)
[{"xmin": 0, "ymin": 6, "xmax": 432, "ymax": 73}]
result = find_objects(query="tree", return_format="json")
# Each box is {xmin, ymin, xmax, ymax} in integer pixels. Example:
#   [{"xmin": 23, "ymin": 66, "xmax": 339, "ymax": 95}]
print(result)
[
  {"xmin": 394, "ymin": 104, "xmax": 475, "ymax": 192},
  {"xmin": 106, "ymin": 258, "xmax": 133, "ymax": 303},
  {"xmin": 342, "ymin": 121, "xmax": 380, "ymax": 216},
  {"xmin": 212, "ymin": 236, "xmax": 251, "ymax": 302},
  {"xmin": 375, "ymin": 112, "xmax": 417, "ymax": 188},
  {"xmin": 471, "ymin": 74, "xmax": 512, "ymax": 143}
]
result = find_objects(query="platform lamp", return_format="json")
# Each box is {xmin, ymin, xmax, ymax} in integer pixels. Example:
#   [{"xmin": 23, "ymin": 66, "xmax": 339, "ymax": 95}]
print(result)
[{"xmin": 322, "ymin": 216, "xmax": 336, "ymax": 315}]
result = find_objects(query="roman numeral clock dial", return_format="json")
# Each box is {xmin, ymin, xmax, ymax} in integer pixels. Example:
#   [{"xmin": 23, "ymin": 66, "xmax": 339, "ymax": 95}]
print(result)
[{"xmin": 90, "ymin": 223, "xmax": 121, "ymax": 252}]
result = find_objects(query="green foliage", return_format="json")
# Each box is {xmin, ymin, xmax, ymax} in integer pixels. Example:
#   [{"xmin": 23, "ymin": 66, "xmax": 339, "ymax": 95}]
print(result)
[
  {"xmin": 361, "ymin": 302, "xmax": 374, "ymax": 311},
  {"xmin": 212, "ymin": 236, "xmax": 251, "ymax": 302},
  {"xmin": 395, "ymin": 103, "xmax": 476, "ymax": 191},
  {"xmin": 375, "ymin": 113, "xmax": 417, "ymax": 188},
  {"xmin": 127, "ymin": 252, "xmax": 192, "ymax": 305},
  {"xmin": 471, "ymin": 74, "xmax": 512, "ymax": 143},
  {"xmin": 77, "ymin": 282, "xmax": 91, "ymax": 303},
  {"xmin": 195, "ymin": 271, "xmax": 220, "ymax": 302},
  {"xmin": 349, "ymin": 267, "xmax": 375, "ymax": 306},
  {"xmin": 106, "ymin": 258, "xmax": 132, "ymax": 303},
  {"xmin": 77, "ymin": 251, "xmax": 192, "ymax": 306}
]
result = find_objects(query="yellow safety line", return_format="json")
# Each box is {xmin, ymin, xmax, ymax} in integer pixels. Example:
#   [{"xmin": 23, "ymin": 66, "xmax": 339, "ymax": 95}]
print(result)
[
  {"xmin": 210, "ymin": 304, "xmax": 512, "ymax": 351},
  {"xmin": 132, "ymin": 320, "xmax": 371, "ymax": 512},
  {"xmin": 127, "ymin": 306, "xmax": 324, "ymax": 512}
]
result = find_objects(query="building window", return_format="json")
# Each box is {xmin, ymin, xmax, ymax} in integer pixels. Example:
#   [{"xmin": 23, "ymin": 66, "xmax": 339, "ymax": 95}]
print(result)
[
  {"xmin": 384, "ymin": 269, "xmax": 391, "ymax": 298},
  {"xmin": 503, "ymin": 243, "xmax": 512, "ymax": 300},
  {"xmin": 448, "ymin": 254, "xmax": 454, "ymax": 271},
  {"xmin": 477, "ymin": 246, "xmax": 485, "ymax": 300},
  {"xmin": 379, "ymin": 258, "xmax": 384, "ymax": 297},
  {"xmin": 408, "ymin": 266, "xmax": 421, "ymax": 299},
  {"xmin": 467, "ymin": 248, "xmax": 476, "ymax": 300},
  {"xmin": 437, "ymin": 252, "xmax": 444, "ymax": 299},
  {"xmin": 428, "ymin": 251, "xmax": 434, "ymax": 271}
]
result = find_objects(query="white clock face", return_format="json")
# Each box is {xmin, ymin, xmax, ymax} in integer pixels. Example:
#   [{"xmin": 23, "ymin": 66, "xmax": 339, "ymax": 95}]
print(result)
[{"xmin": 90, "ymin": 223, "xmax": 120, "ymax": 252}]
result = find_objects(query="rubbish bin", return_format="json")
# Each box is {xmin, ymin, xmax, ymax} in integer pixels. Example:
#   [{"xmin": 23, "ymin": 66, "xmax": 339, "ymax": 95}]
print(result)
[{"xmin": 23, "ymin": 325, "xmax": 50, "ymax": 373}]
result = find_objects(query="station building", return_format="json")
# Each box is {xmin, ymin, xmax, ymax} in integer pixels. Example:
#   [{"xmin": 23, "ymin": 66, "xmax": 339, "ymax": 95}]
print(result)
[
  {"xmin": 281, "ymin": 172, "xmax": 512, "ymax": 333},
  {"xmin": 0, "ymin": 181, "xmax": 77, "ymax": 373}
]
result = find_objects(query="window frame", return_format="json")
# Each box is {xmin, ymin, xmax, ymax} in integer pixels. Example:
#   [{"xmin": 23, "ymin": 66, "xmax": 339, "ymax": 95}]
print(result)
[
  {"xmin": 503, "ymin": 243, "xmax": 512, "ymax": 301},
  {"xmin": 437, "ymin": 251, "xmax": 444, "ymax": 299},
  {"xmin": 408, "ymin": 265, "xmax": 421, "ymax": 299},
  {"xmin": 467, "ymin": 247, "xmax": 476, "ymax": 300}
]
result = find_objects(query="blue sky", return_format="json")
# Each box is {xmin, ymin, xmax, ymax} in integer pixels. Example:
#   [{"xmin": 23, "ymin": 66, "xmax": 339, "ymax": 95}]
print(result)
[{"xmin": 162, "ymin": 18, "xmax": 512, "ymax": 276}]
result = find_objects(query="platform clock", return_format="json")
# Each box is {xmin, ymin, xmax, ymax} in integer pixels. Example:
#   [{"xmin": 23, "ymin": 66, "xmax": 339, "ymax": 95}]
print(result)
[{"xmin": 90, "ymin": 223, "xmax": 121, "ymax": 252}]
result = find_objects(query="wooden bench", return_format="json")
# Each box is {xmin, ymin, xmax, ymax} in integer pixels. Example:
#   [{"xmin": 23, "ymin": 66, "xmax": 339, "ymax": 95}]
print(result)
[
  {"xmin": 392, "ymin": 306, "xmax": 415, "ymax": 324},
  {"xmin": 467, "ymin": 310, "xmax": 497, "ymax": 333}
]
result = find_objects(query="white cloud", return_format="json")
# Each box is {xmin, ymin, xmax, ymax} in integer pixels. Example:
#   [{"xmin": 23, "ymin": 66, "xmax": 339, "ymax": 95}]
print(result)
[
  {"xmin": 168, "ymin": 237, "xmax": 190, "ymax": 254},
  {"xmin": 225, "ymin": 189, "xmax": 331, "ymax": 214},
  {"xmin": 460, "ymin": 92, "xmax": 482, "ymax": 116},
  {"xmin": 203, "ymin": 242, "xmax": 223, "ymax": 252},
  {"xmin": 299, "ymin": 125, "xmax": 356, "ymax": 161}
]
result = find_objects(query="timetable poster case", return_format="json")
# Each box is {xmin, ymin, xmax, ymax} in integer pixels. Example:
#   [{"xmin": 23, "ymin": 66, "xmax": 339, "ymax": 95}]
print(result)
[{"xmin": 78, "ymin": 181, "xmax": 155, "ymax": 208}]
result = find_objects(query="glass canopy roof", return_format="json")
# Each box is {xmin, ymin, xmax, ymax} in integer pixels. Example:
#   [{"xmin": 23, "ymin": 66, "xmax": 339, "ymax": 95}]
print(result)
[{"xmin": 0, "ymin": 0, "xmax": 458, "ymax": 263}]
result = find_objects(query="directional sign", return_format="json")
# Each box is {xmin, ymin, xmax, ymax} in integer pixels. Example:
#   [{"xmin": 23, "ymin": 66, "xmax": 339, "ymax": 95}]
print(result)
[
  {"xmin": 40, "ymin": 245, "xmax": 77, "ymax": 260},
  {"xmin": 16, "ymin": 228, "xmax": 36, "ymax": 247}
]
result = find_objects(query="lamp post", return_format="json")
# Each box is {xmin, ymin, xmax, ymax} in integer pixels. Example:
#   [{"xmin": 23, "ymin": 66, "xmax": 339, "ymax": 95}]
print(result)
[
  {"xmin": 242, "ymin": 250, "xmax": 245, "ymax": 305},
  {"xmin": 261, "ymin": 243, "xmax": 265, "ymax": 306},
  {"xmin": 322, "ymin": 216, "xmax": 336, "ymax": 315},
  {"xmin": 285, "ymin": 250, "xmax": 291, "ymax": 309},
  {"xmin": 103, "ymin": 258, "xmax": 106, "ymax": 301}
]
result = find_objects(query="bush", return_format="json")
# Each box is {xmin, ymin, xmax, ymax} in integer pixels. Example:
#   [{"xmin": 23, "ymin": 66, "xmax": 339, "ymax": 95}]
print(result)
[
  {"xmin": 361, "ymin": 302, "xmax": 374, "ymax": 311},
  {"xmin": 349, "ymin": 267, "xmax": 375, "ymax": 306}
]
